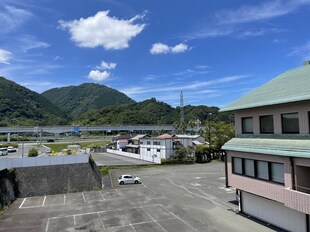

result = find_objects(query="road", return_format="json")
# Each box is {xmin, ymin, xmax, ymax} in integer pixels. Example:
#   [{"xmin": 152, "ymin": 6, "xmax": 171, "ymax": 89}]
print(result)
[{"xmin": 0, "ymin": 143, "xmax": 34, "ymax": 159}]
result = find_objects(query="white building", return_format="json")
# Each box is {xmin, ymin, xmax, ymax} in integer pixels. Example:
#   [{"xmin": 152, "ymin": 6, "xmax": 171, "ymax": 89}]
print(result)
[
  {"xmin": 139, "ymin": 134, "xmax": 176, "ymax": 161},
  {"xmin": 175, "ymin": 134, "xmax": 206, "ymax": 147}
]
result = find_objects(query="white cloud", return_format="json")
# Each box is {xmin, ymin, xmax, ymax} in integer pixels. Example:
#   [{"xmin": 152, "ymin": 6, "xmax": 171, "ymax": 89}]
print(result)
[
  {"xmin": 0, "ymin": 5, "xmax": 33, "ymax": 34},
  {"xmin": 0, "ymin": 49, "xmax": 12, "ymax": 64},
  {"xmin": 18, "ymin": 35, "xmax": 50, "ymax": 52},
  {"xmin": 171, "ymin": 43, "xmax": 190, "ymax": 53},
  {"xmin": 150, "ymin": 42, "xmax": 190, "ymax": 55},
  {"xmin": 88, "ymin": 70, "xmax": 110, "ymax": 81},
  {"xmin": 98, "ymin": 61, "xmax": 116, "ymax": 70},
  {"xmin": 120, "ymin": 75, "xmax": 248, "ymax": 96},
  {"xmin": 216, "ymin": 0, "xmax": 310, "ymax": 25},
  {"xmin": 287, "ymin": 41, "xmax": 310, "ymax": 59},
  {"xmin": 150, "ymin": 43, "xmax": 170, "ymax": 54},
  {"xmin": 59, "ymin": 10, "xmax": 145, "ymax": 50}
]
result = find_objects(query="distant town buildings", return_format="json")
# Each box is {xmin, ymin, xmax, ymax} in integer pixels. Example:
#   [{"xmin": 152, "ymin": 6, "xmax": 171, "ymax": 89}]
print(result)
[
  {"xmin": 108, "ymin": 133, "xmax": 206, "ymax": 163},
  {"xmin": 221, "ymin": 61, "xmax": 310, "ymax": 232}
]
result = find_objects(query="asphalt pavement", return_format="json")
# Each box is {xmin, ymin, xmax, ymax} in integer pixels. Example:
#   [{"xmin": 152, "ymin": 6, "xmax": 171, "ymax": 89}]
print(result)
[
  {"xmin": 0, "ymin": 163, "xmax": 281, "ymax": 232},
  {"xmin": 92, "ymin": 152, "xmax": 154, "ymax": 166}
]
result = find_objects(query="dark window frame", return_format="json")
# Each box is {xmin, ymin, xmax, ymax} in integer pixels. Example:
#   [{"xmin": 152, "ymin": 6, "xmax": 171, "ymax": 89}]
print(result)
[
  {"xmin": 232, "ymin": 157, "xmax": 284, "ymax": 185},
  {"xmin": 242, "ymin": 117, "xmax": 254, "ymax": 134},
  {"xmin": 281, "ymin": 112, "xmax": 299, "ymax": 134},
  {"xmin": 259, "ymin": 115, "xmax": 274, "ymax": 134}
]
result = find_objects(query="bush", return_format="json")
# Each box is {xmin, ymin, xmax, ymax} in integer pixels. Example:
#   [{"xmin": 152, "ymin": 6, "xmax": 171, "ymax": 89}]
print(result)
[{"xmin": 28, "ymin": 147, "xmax": 38, "ymax": 157}]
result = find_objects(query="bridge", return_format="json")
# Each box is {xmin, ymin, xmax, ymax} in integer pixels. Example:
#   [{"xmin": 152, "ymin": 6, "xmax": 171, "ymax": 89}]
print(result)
[{"xmin": 0, "ymin": 125, "xmax": 205, "ymax": 134}]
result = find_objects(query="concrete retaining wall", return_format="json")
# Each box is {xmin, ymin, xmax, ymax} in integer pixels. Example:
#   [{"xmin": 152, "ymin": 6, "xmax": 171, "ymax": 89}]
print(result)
[
  {"xmin": 0, "ymin": 169, "xmax": 17, "ymax": 208},
  {"xmin": 15, "ymin": 159, "xmax": 102, "ymax": 197}
]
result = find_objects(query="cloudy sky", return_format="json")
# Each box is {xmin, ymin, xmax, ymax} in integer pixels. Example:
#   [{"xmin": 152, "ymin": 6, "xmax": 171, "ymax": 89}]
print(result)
[{"xmin": 1, "ymin": 0, "xmax": 310, "ymax": 107}]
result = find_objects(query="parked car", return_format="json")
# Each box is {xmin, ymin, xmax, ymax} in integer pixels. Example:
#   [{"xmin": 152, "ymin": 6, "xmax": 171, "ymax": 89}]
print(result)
[
  {"xmin": 7, "ymin": 146, "xmax": 17, "ymax": 152},
  {"xmin": 47, "ymin": 139, "xmax": 55, "ymax": 142},
  {"xmin": 118, "ymin": 175, "xmax": 141, "ymax": 185},
  {"xmin": 0, "ymin": 148, "xmax": 8, "ymax": 156}
]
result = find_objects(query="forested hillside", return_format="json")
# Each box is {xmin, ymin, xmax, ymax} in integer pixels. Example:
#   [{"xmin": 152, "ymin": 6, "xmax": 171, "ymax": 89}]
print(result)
[
  {"xmin": 42, "ymin": 83, "xmax": 135, "ymax": 118},
  {"xmin": 0, "ymin": 77, "xmax": 68, "ymax": 126},
  {"xmin": 75, "ymin": 98, "xmax": 233, "ymax": 125}
]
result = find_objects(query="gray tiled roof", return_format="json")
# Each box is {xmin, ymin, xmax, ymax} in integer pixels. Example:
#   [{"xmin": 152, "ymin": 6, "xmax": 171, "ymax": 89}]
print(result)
[{"xmin": 220, "ymin": 62, "xmax": 310, "ymax": 112}]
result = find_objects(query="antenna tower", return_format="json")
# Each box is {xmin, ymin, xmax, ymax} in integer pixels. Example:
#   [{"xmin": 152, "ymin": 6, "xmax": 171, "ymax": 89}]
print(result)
[{"xmin": 180, "ymin": 91, "xmax": 184, "ymax": 122}]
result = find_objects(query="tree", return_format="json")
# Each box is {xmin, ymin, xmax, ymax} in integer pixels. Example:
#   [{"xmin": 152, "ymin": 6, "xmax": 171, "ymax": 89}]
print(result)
[
  {"xmin": 175, "ymin": 147, "xmax": 187, "ymax": 160},
  {"xmin": 195, "ymin": 144, "xmax": 208, "ymax": 163},
  {"xmin": 206, "ymin": 121, "xmax": 235, "ymax": 160},
  {"xmin": 28, "ymin": 147, "xmax": 39, "ymax": 157}
]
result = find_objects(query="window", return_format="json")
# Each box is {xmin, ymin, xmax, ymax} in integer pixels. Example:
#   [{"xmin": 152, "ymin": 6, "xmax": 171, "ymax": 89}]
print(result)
[
  {"xmin": 157, "ymin": 149, "xmax": 160, "ymax": 152},
  {"xmin": 232, "ymin": 157, "xmax": 242, "ymax": 174},
  {"xmin": 260, "ymin": 115, "xmax": 274, "ymax": 134},
  {"xmin": 140, "ymin": 141, "xmax": 143, "ymax": 145},
  {"xmin": 257, "ymin": 161, "xmax": 269, "ymax": 180},
  {"xmin": 232, "ymin": 157, "xmax": 284, "ymax": 185},
  {"xmin": 242, "ymin": 117, "xmax": 253, "ymax": 134},
  {"xmin": 244, "ymin": 159, "xmax": 255, "ymax": 177},
  {"xmin": 147, "ymin": 141, "xmax": 151, "ymax": 145},
  {"xmin": 153, "ymin": 141, "xmax": 161, "ymax": 145},
  {"xmin": 147, "ymin": 148, "xmax": 150, "ymax": 151},
  {"xmin": 271, "ymin": 163, "xmax": 284, "ymax": 184},
  {"xmin": 282, "ymin": 113, "xmax": 299, "ymax": 134}
]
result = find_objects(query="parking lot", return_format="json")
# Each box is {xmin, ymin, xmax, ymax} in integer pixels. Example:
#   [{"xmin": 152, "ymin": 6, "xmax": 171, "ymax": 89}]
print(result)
[{"xmin": 0, "ymin": 163, "xmax": 278, "ymax": 232}]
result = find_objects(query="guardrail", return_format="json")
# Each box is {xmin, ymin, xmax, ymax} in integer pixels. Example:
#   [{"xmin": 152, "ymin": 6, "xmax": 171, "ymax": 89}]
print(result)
[{"xmin": 0, "ymin": 154, "xmax": 90, "ymax": 171}]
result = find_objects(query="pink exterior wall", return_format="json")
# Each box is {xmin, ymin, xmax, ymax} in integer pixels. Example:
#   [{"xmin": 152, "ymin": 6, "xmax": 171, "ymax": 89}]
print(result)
[
  {"xmin": 227, "ymin": 151, "xmax": 291, "ymax": 203},
  {"xmin": 227, "ymin": 151, "xmax": 310, "ymax": 214},
  {"xmin": 284, "ymin": 188, "xmax": 310, "ymax": 214},
  {"xmin": 234, "ymin": 100, "xmax": 310, "ymax": 135}
]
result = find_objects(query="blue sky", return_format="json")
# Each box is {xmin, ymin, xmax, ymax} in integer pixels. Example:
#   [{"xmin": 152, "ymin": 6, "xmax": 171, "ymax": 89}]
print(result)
[{"xmin": 1, "ymin": 0, "xmax": 310, "ymax": 107}]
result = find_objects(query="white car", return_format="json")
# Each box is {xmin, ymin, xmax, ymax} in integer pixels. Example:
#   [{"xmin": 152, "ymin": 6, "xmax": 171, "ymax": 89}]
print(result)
[
  {"xmin": 118, "ymin": 175, "xmax": 141, "ymax": 185},
  {"xmin": 7, "ymin": 146, "xmax": 17, "ymax": 153},
  {"xmin": 0, "ymin": 148, "xmax": 8, "ymax": 156}
]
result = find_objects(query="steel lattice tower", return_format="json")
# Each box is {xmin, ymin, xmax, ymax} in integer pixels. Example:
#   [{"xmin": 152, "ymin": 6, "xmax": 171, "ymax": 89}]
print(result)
[{"xmin": 180, "ymin": 91, "xmax": 184, "ymax": 122}]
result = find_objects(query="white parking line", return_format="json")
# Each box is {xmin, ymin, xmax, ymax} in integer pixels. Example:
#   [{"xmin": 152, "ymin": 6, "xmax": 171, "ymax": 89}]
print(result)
[
  {"xmin": 64, "ymin": 194, "xmax": 66, "ymax": 204},
  {"xmin": 45, "ymin": 204, "xmax": 192, "ymax": 232},
  {"xmin": 160, "ymin": 205, "xmax": 197, "ymax": 232},
  {"xmin": 73, "ymin": 215, "xmax": 76, "ymax": 227},
  {"xmin": 82, "ymin": 192, "xmax": 86, "ymax": 203},
  {"xmin": 99, "ymin": 191, "xmax": 106, "ymax": 201},
  {"xmin": 42, "ymin": 196, "xmax": 46, "ymax": 206},
  {"xmin": 45, "ymin": 218, "xmax": 50, "ymax": 232},
  {"xmin": 142, "ymin": 183, "xmax": 158, "ymax": 195},
  {"xmin": 19, "ymin": 198, "xmax": 26, "ymax": 209},
  {"xmin": 141, "ymin": 207, "xmax": 168, "ymax": 232},
  {"xmin": 48, "ymin": 204, "xmax": 161, "ymax": 220}
]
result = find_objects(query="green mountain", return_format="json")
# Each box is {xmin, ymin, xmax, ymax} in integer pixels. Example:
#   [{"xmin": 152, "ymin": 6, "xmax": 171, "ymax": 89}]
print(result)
[
  {"xmin": 42, "ymin": 83, "xmax": 135, "ymax": 118},
  {"xmin": 0, "ymin": 77, "xmax": 68, "ymax": 126},
  {"xmin": 75, "ymin": 98, "xmax": 233, "ymax": 125}
]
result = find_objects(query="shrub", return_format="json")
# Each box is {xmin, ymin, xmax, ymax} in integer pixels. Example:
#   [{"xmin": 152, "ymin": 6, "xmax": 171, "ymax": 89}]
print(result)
[{"xmin": 28, "ymin": 147, "xmax": 38, "ymax": 157}]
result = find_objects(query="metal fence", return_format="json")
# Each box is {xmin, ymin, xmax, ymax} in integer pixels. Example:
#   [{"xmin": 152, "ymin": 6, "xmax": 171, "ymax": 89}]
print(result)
[{"xmin": 0, "ymin": 154, "xmax": 90, "ymax": 171}]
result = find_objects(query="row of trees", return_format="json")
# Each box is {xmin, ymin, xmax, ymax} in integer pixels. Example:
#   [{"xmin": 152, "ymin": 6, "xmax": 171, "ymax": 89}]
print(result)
[{"xmin": 172, "ymin": 121, "xmax": 235, "ymax": 162}]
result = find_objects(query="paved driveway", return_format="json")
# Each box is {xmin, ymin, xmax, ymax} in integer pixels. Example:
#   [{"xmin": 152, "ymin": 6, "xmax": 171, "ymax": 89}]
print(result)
[{"xmin": 91, "ymin": 152, "xmax": 154, "ymax": 166}]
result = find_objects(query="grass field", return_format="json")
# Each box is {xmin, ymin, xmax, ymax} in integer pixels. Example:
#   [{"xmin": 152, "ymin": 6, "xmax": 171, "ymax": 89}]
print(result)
[{"xmin": 44, "ymin": 141, "xmax": 109, "ymax": 152}]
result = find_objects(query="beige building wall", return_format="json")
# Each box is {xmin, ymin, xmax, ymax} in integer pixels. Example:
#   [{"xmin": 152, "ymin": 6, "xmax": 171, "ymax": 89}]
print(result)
[{"xmin": 234, "ymin": 100, "xmax": 310, "ymax": 135}]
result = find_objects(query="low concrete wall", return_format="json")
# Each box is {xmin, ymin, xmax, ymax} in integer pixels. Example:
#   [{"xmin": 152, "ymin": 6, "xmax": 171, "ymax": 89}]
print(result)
[
  {"xmin": 15, "ymin": 158, "xmax": 102, "ymax": 197},
  {"xmin": 107, "ymin": 149, "xmax": 161, "ymax": 164},
  {"xmin": 0, "ymin": 169, "xmax": 17, "ymax": 208}
]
